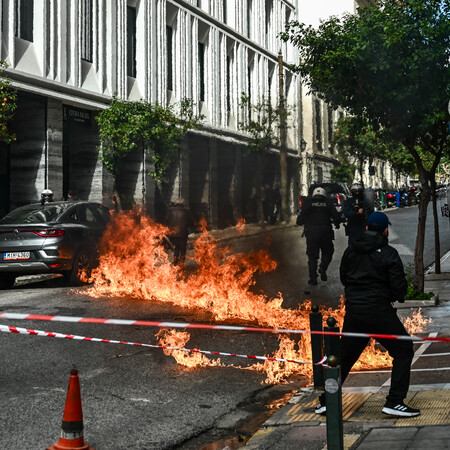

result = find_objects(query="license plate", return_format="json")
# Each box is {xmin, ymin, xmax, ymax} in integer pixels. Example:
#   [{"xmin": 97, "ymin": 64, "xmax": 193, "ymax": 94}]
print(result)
[{"xmin": 3, "ymin": 252, "xmax": 31, "ymax": 260}]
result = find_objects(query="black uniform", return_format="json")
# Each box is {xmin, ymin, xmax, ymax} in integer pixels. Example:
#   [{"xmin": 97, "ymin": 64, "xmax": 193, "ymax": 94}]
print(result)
[
  {"xmin": 343, "ymin": 193, "xmax": 373, "ymax": 243},
  {"xmin": 297, "ymin": 194, "xmax": 341, "ymax": 284},
  {"xmin": 166, "ymin": 204, "xmax": 194, "ymax": 266},
  {"xmin": 339, "ymin": 230, "xmax": 413, "ymax": 405}
]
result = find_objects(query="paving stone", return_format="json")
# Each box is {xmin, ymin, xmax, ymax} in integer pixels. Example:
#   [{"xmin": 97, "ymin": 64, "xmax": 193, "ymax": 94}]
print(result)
[{"xmin": 363, "ymin": 427, "xmax": 418, "ymax": 441}]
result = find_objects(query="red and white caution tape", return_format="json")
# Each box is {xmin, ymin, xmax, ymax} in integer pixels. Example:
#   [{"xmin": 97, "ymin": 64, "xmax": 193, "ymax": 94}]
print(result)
[
  {"xmin": 0, "ymin": 312, "xmax": 449, "ymax": 343},
  {"xmin": 0, "ymin": 324, "xmax": 314, "ymax": 366}
]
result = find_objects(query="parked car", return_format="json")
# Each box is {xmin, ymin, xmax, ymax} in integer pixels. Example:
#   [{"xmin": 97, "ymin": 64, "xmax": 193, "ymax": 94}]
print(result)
[
  {"xmin": 0, "ymin": 201, "xmax": 111, "ymax": 289},
  {"xmin": 299, "ymin": 182, "xmax": 350, "ymax": 221}
]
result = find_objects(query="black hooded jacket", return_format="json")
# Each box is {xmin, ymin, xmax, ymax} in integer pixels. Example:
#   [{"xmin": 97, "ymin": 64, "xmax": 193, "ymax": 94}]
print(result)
[{"xmin": 340, "ymin": 230, "xmax": 407, "ymax": 311}]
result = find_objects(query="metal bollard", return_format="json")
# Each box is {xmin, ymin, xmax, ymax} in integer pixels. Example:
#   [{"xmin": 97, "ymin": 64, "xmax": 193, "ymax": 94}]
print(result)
[
  {"xmin": 309, "ymin": 304, "xmax": 324, "ymax": 389},
  {"xmin": 324, "ymin": 316, "xmax": 340, "ymax": 364},
  {"xmin": 325, "ymin": 355, "xmax": 344, "ymax": 450}
]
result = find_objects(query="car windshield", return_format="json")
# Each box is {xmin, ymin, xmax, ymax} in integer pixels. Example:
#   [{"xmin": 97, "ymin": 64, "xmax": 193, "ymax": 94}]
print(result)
[{"xmin": 0, "ymin": 204, "xmax": 67, "ymax": 224}]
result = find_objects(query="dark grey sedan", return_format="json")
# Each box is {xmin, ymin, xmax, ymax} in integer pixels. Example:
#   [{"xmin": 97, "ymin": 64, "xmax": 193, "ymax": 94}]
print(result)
[{"xmin": 0, "ymin": 201, "xmax": 111, "ymax": 289}]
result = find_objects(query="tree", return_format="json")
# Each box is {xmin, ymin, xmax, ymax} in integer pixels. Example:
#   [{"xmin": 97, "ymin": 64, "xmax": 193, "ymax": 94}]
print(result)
[
  {"xmin": 239, "ymin": 92, "xmax": 290, "ymax": 224},
  {"xmin": 96, "ymin": 96, "xmax": 203, "ymax": 206},
  {"xmin": 331, "ymin": 115, "xmax": 385, "ymax": 180},
  {"xmin": 281, "ymin": 0, "xmax": 450, "ymax": 292},
  {"xmin": 0, "ymin": 61, "xmax": 17, "ymax": 143},
  {"xmin": 330, "ymin": 161, "xmax": 355, "ymax": 185}
]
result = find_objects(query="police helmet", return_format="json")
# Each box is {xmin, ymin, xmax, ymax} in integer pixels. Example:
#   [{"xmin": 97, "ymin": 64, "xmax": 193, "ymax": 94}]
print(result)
[
  {"xmin": 350, "ymin": 182, "xmax": 364, "ymax": 194},
  {"xmin": 312, "ymin": 187, "xmax": 327, "ymax": 197},
  {"xmin": 41, "ymin": 189, "xmax": 53, "ymax": 198}
]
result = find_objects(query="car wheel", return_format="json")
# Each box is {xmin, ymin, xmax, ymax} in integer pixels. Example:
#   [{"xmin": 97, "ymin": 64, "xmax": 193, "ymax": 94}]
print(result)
[
  {"xmin": 64, "ymin": 249, "xmax": 92, "ymax": 286},
  {"xmin": 0, "ymin": 273, "xmax": 16, "ymax": 289}
]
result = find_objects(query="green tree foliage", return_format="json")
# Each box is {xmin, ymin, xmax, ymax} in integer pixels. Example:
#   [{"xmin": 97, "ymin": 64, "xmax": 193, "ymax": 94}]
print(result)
[
  {"xmin": 0, "ymin": 61, "xmax": 17, "ymax": 143},
  {"xmin": 330, "ymin": 162, "xmax": 355, "ymax": 185},
  {"xmin": 281, "ymin": 0, "xmax": 450, "ymax": 291},
  {"xmin": 96, "ymin": 96, "xmax": 203, "ymax": 181},
  {"xmin": 331, "ymin": 115, "xmax": 386, "ymax": 179},
  {"xmin": 238, "ymin": 92, "xmax": 291, "ymax": 223},
  {"xmin": 238, "ymin": 92, "xmax": 289, "ymax": 155}
]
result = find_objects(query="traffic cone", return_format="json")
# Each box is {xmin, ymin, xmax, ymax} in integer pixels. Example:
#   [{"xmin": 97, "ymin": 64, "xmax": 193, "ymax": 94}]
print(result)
[{"xmin": 47, "ymin": 369, "xmax": 94, "ymax": 450}]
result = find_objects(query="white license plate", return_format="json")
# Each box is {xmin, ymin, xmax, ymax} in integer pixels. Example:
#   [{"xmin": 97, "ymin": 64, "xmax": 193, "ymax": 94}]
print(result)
[{"xmin": 4, "ymin": 252, "xmax": 31, "ymax": 260}]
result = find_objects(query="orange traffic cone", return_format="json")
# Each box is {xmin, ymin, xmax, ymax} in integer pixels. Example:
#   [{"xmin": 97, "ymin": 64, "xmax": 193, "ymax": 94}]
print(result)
[{"xmin": 47, "ymin": 369, "xmax": 94, "ymax": 450}]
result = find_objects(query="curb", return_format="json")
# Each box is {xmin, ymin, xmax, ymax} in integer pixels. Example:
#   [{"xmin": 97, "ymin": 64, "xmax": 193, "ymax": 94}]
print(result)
[{"xmin": 393, "ymin": 294, "xmax": 439, "ymax": 309}]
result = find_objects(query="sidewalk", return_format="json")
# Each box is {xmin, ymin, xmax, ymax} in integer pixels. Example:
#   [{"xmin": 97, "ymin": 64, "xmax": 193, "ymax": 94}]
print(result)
[{"xmin": 243, "ymin": 245, "xmax": 450, "ymax": 449}]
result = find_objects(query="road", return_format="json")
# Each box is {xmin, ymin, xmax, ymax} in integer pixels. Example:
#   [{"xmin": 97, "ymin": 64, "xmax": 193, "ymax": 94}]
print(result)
[{"xmin": 0, "ymin": 203, "xmax": 449, "ymax": 449}]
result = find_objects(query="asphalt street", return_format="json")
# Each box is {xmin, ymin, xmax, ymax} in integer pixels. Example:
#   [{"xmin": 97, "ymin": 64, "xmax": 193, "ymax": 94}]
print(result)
[{"xmin": 0, "ymin": 202, "xmax": 448, "ymax": 449}]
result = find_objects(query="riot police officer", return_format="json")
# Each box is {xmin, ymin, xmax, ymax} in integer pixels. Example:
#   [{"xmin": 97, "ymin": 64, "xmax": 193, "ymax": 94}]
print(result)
[
  {"xmin": 344, "ymin": 182, "xmax": 373, "ymax": 244},
  {"xmin": 297, "ymin": 187, "xmax": 341, "ymax": 285},
  {"xmin": 40, "ymin": 189, "xmax": 54, "ymax": 205}
]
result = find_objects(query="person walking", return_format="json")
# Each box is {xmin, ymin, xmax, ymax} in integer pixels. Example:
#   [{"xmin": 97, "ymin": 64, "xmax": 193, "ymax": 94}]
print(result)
[
  {"xmin": 166, "ymin": 198, "xmax": 194, "ymax": 267},
  {"xmin": 315, "ymin": 211, "xmax": 420, "ymax": 417},
  {"xmin": 296, "ymin": 187, "xmax": 341, "ymax": 286},
  {"xmin": 272, "ymin": 181, "xmax": 282, "ymax": 224},
  {"xmin": 343, "ymin": 182, "xmax": 373, "ymax": 244}
]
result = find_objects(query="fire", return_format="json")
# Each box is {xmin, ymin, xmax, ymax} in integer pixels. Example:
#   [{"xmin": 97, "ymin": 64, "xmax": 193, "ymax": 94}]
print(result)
[
  {"xmin": 86, "ymin": 211, "xmax": 430, "ymax": 384},
  {"xmin": 156, "ymin": 328, "xmax": 223, "ymax": 368}
]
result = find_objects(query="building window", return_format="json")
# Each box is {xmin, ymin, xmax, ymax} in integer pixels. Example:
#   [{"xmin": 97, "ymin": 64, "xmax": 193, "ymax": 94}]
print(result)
[
  {"xmin": 198, "ymin": 42, "xmax": 205, "ymax": 102},
  {"xmin": 166, "ymin": 26, "xmax": 173, "ymax": 91},
  {"xmin": 265, "ymin": 0, "xmax": 272, "ymax": 47},
  {"xmin": 226, "ymin": 57, "xmax": 231, "ymax": 112},
  {"xmin": 314, "ymin": 99, "xmax": 322, "ymax": 150},
  {"xmin": 327, "ymin": 106, "xmax": 334, "ymax": 152},
  {"xmin": 80, "ymin": 0, "xmax": 93, "ymax": 62},
  {"xmin": 316, "ymin": 166, "xmax": 323, "ymax": 183},
  {"xmin": 247, "ymin": 0, "xmax": 252, "ymax": 38},
  {"xmin": 223, "ymin": 0, "xmax": 227, "ymax": 24},
  {"xmin": 127, "ymin": 7, "xmax": 137, "ymax": 78},
  {"xmin": 15, "ymin": 0, "xmax": 34, "ymax": 42}
]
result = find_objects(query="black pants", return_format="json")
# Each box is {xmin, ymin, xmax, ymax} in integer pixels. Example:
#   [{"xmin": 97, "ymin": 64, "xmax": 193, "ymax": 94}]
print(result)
[
  {"xmin": 340, "ymin": 308, "xmax": 414, "ymax": 404},
  {"xmin": 306, "ymin": 232, "xmax": 334, "ymax": 279},
  {"xmin": 171, "ymin": 236, "xmax": 188, "ymax": 265}
]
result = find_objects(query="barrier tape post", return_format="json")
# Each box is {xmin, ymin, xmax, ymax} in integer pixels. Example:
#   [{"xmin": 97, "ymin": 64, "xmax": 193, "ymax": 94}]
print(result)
[
  {"xmin": 324, "ymin": 317, "xmax": 340, "ymax": 364},
  {"xmin": 325, "ymin": 355, "xmax": 343, "ymax": 450},
  {"xmin": 309, "ymin": 305, "xmax": 324, "ymax": 389}
]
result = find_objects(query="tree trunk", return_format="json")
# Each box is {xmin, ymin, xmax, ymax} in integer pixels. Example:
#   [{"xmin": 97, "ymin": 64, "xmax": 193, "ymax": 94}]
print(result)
[
  {"xmin": 256, "ymin": 152, "xmax": 265, "ymax": 226},
  {"xmin": 430, "ymin": 178, "xmax": 441, "ymax": 274},
  {"xmin": 413, "ymin": 179, "xmax": 430, "ymax": 292},
  {"xmin": 278, "ymin": 50, "xmax": 289, "ymax": 222}
]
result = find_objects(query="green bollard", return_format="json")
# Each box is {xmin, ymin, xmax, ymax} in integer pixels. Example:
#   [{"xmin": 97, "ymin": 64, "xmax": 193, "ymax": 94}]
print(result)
[
  {"xmin": 309, "ymin": 304, "xmax": 324, "ymax": 389},
  {"xmin": 325, "ymin": 355, "xmax": 343, "ymax": 450},
  {"xmin": 324, "ymin": 316, "xmax": 341, "ymax": 364}
]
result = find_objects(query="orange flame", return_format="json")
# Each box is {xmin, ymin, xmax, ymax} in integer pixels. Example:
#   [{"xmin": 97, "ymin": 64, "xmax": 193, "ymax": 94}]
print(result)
[{"xmin": 86, "ymin": 211, "xmax": 430, "ymax": 383}]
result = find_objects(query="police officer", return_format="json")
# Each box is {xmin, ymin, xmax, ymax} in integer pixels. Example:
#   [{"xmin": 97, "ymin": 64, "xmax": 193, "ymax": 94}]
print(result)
[
  {"xmin": 344, "ymin": 182, "xmax": 373, "ymax": 244},
  {"xmin": 297, "ymin": 187, "xmax": 341, "ymax": 285},
  {"xmin": 40, "ymin": 189, "xmax": 54, "ymax": 205}
]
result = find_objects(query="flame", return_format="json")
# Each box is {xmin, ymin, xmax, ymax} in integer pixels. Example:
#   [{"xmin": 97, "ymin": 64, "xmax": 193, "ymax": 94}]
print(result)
[
  {"xmin": 156, "ymin": 328, "xmax": 223, "ymax": 368},
  {"xmin": 86, "ymin": 211, "xmax": 430, "ymax": 383}
]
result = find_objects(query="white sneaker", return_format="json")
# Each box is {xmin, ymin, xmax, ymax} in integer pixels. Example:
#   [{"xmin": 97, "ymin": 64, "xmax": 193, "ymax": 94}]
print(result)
[
  {"xmin": 315, "ymin": 403, "xmax": 326, "ymax": 415},
  {"xmin": 382, "ymin": 402, "xmax": 420, "ymax": 417}
]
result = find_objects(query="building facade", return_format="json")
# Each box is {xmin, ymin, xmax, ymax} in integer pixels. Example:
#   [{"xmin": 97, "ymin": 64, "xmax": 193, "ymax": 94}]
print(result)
[{"xmin": 0, "ymin": 0, "xmax": 405, "ymax": 226}]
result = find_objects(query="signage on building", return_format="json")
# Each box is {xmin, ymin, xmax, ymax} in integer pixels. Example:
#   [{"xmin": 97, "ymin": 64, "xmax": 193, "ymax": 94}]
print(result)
[{"xmin": 63, "ymin": 106, "xmax": 92, "ymax": 126}]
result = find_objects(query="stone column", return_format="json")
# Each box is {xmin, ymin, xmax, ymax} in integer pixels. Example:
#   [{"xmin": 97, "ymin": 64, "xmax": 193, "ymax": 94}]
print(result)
[
  {"xmin": 47, "ymin": 98, "xmax": 63, "ymax": 200},
  {"xmin": 208, "ymin": 138, "xmax": 219, "ymax": 228}
]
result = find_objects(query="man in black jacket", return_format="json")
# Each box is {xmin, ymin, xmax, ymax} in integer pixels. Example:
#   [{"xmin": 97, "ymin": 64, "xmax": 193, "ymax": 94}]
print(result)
[
  {"xmin": 315, "ymin": 211, "xmax": 419, "ymax": 417},
  {"xmin": 297, "ymin": 187, "xmax": 341, "ymax": 285}
]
